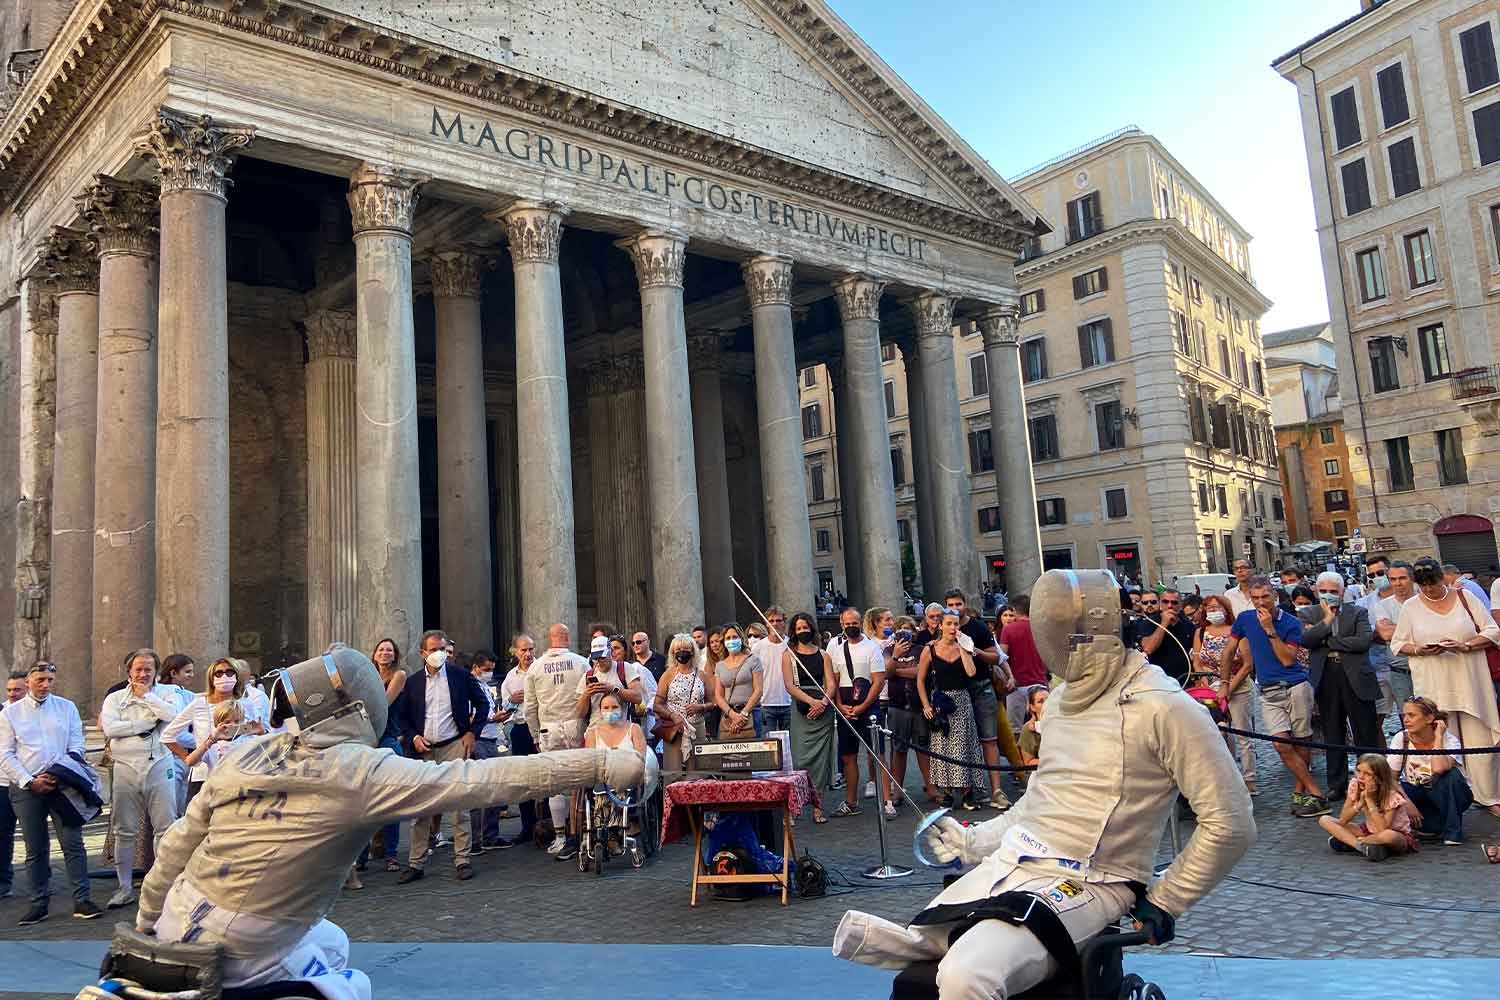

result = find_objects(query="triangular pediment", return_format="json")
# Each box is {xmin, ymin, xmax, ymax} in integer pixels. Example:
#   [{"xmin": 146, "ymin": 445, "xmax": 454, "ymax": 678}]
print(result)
[{"xmin": 307, "ymin": 0, "xmax": 1043, "ymax": 233}]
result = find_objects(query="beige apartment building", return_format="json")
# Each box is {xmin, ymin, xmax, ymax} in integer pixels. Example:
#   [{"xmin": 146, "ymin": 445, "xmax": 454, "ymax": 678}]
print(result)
[
  {"xmin": 802, "ymin": 128, "xmax": 1284, "ymax": 599},
  {"xmin": 1276, "ymin": 0, "xmax": 1500, "ymax": 571}
]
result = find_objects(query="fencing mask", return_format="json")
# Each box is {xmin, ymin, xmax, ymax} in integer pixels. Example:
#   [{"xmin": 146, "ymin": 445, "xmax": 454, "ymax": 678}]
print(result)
[
  {"xmin": 270, "ymin": 645, "xmax": 387, "ymax": 747},
  {"xmin": 1030, "ymin": 568, "xmax": 1130, "ymax": 714}
]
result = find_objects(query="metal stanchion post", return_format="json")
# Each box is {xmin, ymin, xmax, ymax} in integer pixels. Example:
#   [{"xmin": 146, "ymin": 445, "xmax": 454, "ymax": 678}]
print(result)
[{"xmin": 862, "ymin": 716, "xmax": 913, "ymax": 880}]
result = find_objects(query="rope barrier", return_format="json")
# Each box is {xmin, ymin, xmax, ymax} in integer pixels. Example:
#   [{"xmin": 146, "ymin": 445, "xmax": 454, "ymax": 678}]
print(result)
[
  {"xmin": 886, "ymin": 731, "xmax": 1036, "ymax": 772},
  {"xmin": 1217, "ymin": 725, "xmax": 1500, "ymax": 756}
]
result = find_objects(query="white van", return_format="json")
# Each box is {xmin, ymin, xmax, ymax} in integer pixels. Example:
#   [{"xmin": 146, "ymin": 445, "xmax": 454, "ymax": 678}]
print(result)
[{"xmin": 1170, "ymin": 573, "xmax": 1234, "ymax": 597}]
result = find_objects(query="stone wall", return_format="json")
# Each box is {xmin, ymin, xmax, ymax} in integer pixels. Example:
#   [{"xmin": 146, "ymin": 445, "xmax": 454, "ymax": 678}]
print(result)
[{"xmin": 226, "ymin": 283, "xmax": 307, "ymax": 670}]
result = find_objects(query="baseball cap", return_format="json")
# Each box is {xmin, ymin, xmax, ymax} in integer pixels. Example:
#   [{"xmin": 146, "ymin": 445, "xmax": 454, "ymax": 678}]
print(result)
[{"xmin": 590, "ymin": 636, "xmax": 610, "ymax": 659}]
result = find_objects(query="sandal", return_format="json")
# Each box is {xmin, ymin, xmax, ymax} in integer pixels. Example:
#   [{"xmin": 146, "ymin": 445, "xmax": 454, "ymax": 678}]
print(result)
[
  {"xmin": 813, "ymin": 809, "xmax": 828, "ymax": 825},
  {"xmin": 1483, "ymin": 844, "xmax": 1500, "ymax": 865},
  {"xmin": 385, "ymin": 858, "xmax": 401, "ymax": 872}
]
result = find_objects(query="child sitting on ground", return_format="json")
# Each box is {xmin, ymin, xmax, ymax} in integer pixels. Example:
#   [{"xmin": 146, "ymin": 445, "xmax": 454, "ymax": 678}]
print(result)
[
  {"xmin": 1317, "ymin": 753, "xmax": 1419, "ymax": 862},
  {"xmin": 1016, "ymin": 687, "xmax": 1047, "ymax": 788}
]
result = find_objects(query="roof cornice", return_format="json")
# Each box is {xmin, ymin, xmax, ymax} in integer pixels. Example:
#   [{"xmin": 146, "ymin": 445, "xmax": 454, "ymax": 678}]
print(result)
[
  {"xmin": 1017, "ymin": 218, "xmax": 1273, "ymax": 314},
  {"xmin": 0, "ymin": 0, "xmax": 1040, "ymax": 252}
]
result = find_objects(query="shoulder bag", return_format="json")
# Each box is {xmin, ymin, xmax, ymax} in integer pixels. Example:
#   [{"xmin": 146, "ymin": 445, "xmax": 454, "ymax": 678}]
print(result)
[{"xmin": 1455, "ymin": 590, "xmax": 1500, "ymax": 682}]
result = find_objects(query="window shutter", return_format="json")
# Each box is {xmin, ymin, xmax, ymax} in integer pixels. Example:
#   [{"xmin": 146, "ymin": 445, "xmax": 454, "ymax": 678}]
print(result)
[
  {"xmin": 1462, "ymin": 23, "xmax": 1499, "ymax": 93},
  {"xmin": 1077, "ymin": 325, "xmax": 1092, "ymax": 367},
  {"xmin": 1330, "ymin": 87, "xmax": 1361, "ymax": 149},
  {"xmin": 1101, "ymin": 318, "xmax": 1115, "ymax": 362},
  {"xmin": 1072, "ymin": 273, "xmax": 1086, "ymax": 299},
  {"xmin": 1088, "ymin": 193, "xmax": 1103, "ymax": 234},
  {"xmin": 1377, "ymin": 64, "xmax": 1410, "ymax": 127},
  {"xmin": 1474, "ymin": 102, "xmax": 1500, "ymax": 165},
  {"xmin": 1097, "ymin": 268, "xmax": 1109, "ymax": 293}
]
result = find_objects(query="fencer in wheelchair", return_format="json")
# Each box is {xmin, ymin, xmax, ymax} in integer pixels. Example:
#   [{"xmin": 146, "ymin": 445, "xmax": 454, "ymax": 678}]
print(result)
[
  {"xmin": 833, "ymin": 569, "xmax": 1255, "ymax": 1000},
  {"xmin": 79, "ymin": 645, "xmax": 644, "ymax": 1000},
  {"xmin": 576, "ymin": 688, "xmax": 660, "ymax": 873}
]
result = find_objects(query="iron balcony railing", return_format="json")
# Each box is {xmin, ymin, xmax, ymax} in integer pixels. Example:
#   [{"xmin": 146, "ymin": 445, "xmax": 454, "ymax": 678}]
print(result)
[{"xmin": 1452, "ymin": 365, "xmax": 1500, "ymax": 400}]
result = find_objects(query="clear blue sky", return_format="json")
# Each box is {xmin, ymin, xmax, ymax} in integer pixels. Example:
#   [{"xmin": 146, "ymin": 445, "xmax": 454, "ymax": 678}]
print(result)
[{"xmin": 826, "ymin": 0, "xmax": 1354, "ymax": 333}]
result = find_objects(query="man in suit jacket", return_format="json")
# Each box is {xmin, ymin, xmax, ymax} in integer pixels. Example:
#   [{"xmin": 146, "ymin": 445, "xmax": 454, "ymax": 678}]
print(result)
[
  {"xmin": 1302, "ymin": 572, "xmax": 1379, "ymax": 801},
  {"xmin": 397, "ymin": 630, "xmax": 490, "ymax": 883}
]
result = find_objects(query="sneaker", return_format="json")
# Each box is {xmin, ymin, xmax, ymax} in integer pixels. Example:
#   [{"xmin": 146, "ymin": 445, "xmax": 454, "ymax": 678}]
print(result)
[
  {"xmin": 556, "ymin": 840, "xmax": 579, "ymax": 862},
  {"xmin": 832, "ymin": 774, "xmax": 846, "ymax": 790},
  {"xmin": 1444, "ymin": 839, "xmax": 1464, "ymax": 847},
  {"xmin": 958, "ymin": 798, "xmax": 978, "ymax": 812},
  {"xmin": 1293, "ymin": 796, "xmax": 1331, "ymax": 818},
  {"xmin": 433, "ymin": 834, "xmax": 451, "ymax": 849},
  {"xmin": 493, "ymin": 838, "xmax": 515, "ymax": 850},
  {"xmin": 1288, "ymin": 792, "xmax": 1306, "ymax": 816},
  {"xmin": 1360, "ymin": 842, "xmax": 1389, "ymax": 862},
  {"xmin": 469, "ymin": 844, "xmax": 487, "ymax": 856},
  {"xmin": 396, "ymin": 867, "xmax": 425, "ymax": 885},
  {"xmin": 882, "ymin": 800, "xmax": 898, "ymax": 820},
  {"xmin": 73, "ymin": 901, "xmax": 103, "ymax": 920},
  {"xmin": 1327, "ymin": 835, "xmax": 1357, "ymax": 855},
  {"xmin": 546, "ymin": 835, "xmax": 567, "ymax": 855},
  {"xmin": 990, "ymin": 793, "xmax": 1013, "ymax": 812},
  {"xmin": 106, "ymin": 887, "xmax": 138, "ymax": 909},
  {"xmin": 18, "ymin": 904, "xmax": 48, "ymax": 926},
  {"xmin": 863, "ymin": 780, "xmax": 877, "ymax": 800},
  {"xmin": 1414, "ymin": 829, "xmax": 1443, "ymax": 843},
  {"xmin": 969, "ymin": 791, "xmax": 991, "ymax": 809},
  {"xmin": 830, "ymin": 800, "xmax": 861, "ymax": 818},
  {"xmin": 455, "ymin": 864, "xmax": 474, "ymax": 881}
]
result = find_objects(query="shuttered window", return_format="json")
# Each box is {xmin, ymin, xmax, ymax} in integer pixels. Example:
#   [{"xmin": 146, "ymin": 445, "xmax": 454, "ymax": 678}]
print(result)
[
  {"xmin": 1377, "ymin": 63, "xmax": 1410, "ymax": 128},
  {"xmin": 1065, "ymin": 192, "xmax": 1103, "ymax": 243},
  {"xmin": 1388, "ymin": 138, "xmax": 1421, "ymax": 196},
  {"xmin": 1331, "ymin": 87, "xmax": 1361, "ymax": 149},
  {"xmin": 1461, "ymin": 22, "xmax": 1500, "ymax": 94},
  {"xmin": 1077, "ymin": 319, "xmax": 1115, "ymax": 369},
  {"xmin": 1474, "ymin": 101, "xmax": 1500, "ymax": 165},
  {"xmin": 1072, "ymin": 267, "xmax": 1107, "ymax": 299},
  {"xmin": 1341, "ymin": 158, "xmax": 1372, "ymax": 214}
]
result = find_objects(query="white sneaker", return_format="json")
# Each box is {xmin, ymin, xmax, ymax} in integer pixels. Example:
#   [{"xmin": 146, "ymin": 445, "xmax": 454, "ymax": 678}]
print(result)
[
  {"xmin": 433, "ymin": 834, "xmax": 451, "ymax": 849},
  {"xmin": 882, "ymin": 800, "xmax": 898, "ymax": 819},
  {"xmin": 546, "ymin": 835, "xmax": 566, "ymax": 855},
  {"xmin": 106, "ymin": 887, "xmax": 137, "ymax": 910},
  {"xmin": 864, "ymin": 780, "xmax": 877, "ymax": 799}
]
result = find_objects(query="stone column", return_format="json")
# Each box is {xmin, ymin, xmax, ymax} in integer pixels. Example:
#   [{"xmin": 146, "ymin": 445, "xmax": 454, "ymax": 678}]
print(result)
[
  {"xmin": 493, "ymin": 400, "xmax": 521, "ymax": 637},
  {"xmin": 833, "ymin": 275, "xmax": 903, "ymax": 611},
  {"xmin": 977, "ymin": 306, "xmax": 1043, "ymax": 595},
  {"xmin": 744, "ymin": 255, "xmax": 814, "ymax": 614},
  {"xmin": 497, "ymin": 201, "xmax": 576, "ymax": 636},
  {"xmin": 346, "ymin": 164, "xmax": 426, "ymax": 656},
  {"xmin": 304, "ymin": 310, "xmax": 357, "ymax": 650},
  {"xmin": 78, "ymin": 176, "xmax": 158, "ymax": 710},
  {"xmin": 688, "ymin": 333, "xmax": 735, "ymax": 625},
  {"xmin": 430, "ymin": 249, "xmax": 494, "ymax": 651},
  {"xmin": 895, "ymin": 333, "xmax": 938, "ymax": 601},
  {"xmin": 136, "ymin": 108, "xmax": 254, "ymax": 663},
  {"xmin": 41, "ymin": 229, "xmax": 98, "ymax": 706},
  {"xmin": 619, "ymin": 232, "xmax": 704, "ymax": 639},
  {"xmin": 827, "ymin": 355, "xmax": 863, "ymax": 606},
  {"xmin": 912, "ymin": 292, "xmax": 972, "ymax": 594}
]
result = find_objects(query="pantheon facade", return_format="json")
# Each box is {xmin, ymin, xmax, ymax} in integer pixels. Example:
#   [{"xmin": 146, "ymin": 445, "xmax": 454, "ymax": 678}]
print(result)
[{"xmin": 0, "ymin": 0, "xmax": 1045, "ymax": 712}]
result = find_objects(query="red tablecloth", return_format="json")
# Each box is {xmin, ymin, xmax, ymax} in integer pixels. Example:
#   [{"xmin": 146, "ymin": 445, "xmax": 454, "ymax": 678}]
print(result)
[{"xmin": 660, "ymin": 771, "xmax": 820, "ymax": 847}]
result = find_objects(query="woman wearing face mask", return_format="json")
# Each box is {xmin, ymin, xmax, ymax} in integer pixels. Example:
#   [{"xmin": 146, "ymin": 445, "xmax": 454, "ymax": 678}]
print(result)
[
  {"xmin": 781, "ymin": 612, "xmax": 834, "ymax": 824},
  {"xmin": 1391, "ymin": 556, "xmax": 1500, "ymax": 816},
  {"xmin": 163, "ymin": 658, "xmax": 266, "ymax": 803},
  {"xmin": 1195, "ymin": 594, "xmax": 1257, "ymax": 795},
  {"xmin": 713, "ymin": 624, "xmax": 765, "ymax": 739},
  {"xmin": 583, "ymin": 690, "xmax": 647, "ymax": 858},
  {"xmin": 654, "ymin": 634, "xmax": 709, "ymax": 774}
]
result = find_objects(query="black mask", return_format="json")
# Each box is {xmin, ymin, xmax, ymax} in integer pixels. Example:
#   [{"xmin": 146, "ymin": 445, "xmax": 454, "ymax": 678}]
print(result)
[
  {"xmin": 843, "ymin": 625, "xmax": 862, "ymax": 640},
  {"xmin": 794, "ymin": 631, "xmax": 814, "ymax": 645},
  {"xmin": 673, "ymin": 650, "xmax": 693, "ymax": 664}
]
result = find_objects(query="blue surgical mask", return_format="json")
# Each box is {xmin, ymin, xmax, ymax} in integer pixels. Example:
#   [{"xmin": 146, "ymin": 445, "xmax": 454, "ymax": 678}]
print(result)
[
  {"xmin": 1319, "ymin": 593, "xmax": 1341, "ymax": 606},
  {"xmin": 1372, "ymin": 574, "xmax": 1391, "ymax": 592},
  {"xmin": 882, "ymin": 627, "xmax": 894, "ymax": 638},
  {"xmin": 602, "ymin": 709, "xmax": 624, "ymax": 725},
  {"xmin": 725, "ymin": 638, "xmax": 743, "ymax": 653}
]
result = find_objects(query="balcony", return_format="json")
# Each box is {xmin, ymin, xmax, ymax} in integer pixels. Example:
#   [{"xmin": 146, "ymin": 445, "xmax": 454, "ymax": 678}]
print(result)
[{"xmin": 1452, "ymin": 365, "xmax": 1500, "ymax": 436}]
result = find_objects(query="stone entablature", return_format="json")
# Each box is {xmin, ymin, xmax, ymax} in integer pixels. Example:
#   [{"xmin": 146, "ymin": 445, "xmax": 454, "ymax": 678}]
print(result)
[{"xmin": 0, "ymin": 0, "xmax": 1037, "ymax": 294}]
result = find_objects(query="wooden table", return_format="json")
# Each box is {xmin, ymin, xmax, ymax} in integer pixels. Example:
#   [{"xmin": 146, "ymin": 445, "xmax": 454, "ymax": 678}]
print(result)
[{"xmin": 660, "ymin": 772, "xmax": 818, "ymax": 906}]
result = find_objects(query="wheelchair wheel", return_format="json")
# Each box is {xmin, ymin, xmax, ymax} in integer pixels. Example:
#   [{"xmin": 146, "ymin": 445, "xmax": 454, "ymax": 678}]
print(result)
[
  {"xmin": 629, "ymin": 843, "xmax": 645, "ymax": 869},
  {"xmin": 592, "ymin": 840, "xmax": 606, "ymax": 877}
]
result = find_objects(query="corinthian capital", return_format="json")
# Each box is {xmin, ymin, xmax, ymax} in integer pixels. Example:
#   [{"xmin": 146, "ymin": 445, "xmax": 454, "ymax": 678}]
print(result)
[
  {"xmin": 742, "ymin": 254, "xmax": 794, "ymax": 308},
  {"xmin": 40, "ymin": 227, "xmax": 99, "ymax": 294},
  {"xmin": 977, "ymin": 305, "xmax": 1020, "ymax": 349},
  {"xmin": 493, "ymin": 200, "xmax": 567, "ymax": 265},
  {"xmin": 909, "ymin": 291, "xmax": 955, "ymax": 341},
  {"xmin": 428, "ymin": 248, "xmax": 489, "ymax": 299},
  {"xmin": 831, "ymin": 273, "xmax": 886, "ymax": 323},
  {"xmin": 618, "ymin": 231, "xmax": 687, "ymax": 290},
  {"xmin": 347, "ymin": 164, "xmax": 426, "ymax": 236},
  {"xmin": 304, "ymin": 310, "xmax": 356, "ymax": 360},
  {"xmin": 136, "ymin": 107, "xmax": 255, "ymax": 199},
  {"xmin": 76, "ymin": 175, "xmax": 159, "ymax": 258}
]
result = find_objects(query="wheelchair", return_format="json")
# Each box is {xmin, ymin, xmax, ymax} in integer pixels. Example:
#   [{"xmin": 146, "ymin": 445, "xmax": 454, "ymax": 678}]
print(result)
[
  {"xmin": 890, "ymin": 926, "xmax": 1164, "ymax": 1000},
  {"xmin": 576, "ymin": 778, "xmax": 661, "ymax": 876},
  {"xmin": 74, "ymin": 924, "xmax": 319, "ymax": 1000}
]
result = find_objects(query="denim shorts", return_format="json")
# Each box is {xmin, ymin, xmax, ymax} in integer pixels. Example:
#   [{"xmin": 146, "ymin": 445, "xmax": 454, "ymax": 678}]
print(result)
[{"xmin": 969, "ymin": 681, "xmax": 999, "ymax": 742}]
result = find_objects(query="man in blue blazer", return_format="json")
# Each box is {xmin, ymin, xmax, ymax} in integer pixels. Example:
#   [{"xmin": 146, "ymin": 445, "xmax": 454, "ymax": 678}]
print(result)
[{"xmin": 397, "ymin": 630, "xmax": 490, "ymax": 883}]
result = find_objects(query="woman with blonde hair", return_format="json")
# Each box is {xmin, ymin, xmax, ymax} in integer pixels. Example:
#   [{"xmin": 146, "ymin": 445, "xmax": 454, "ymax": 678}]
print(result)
[
  {"xmin": 162, "ymin": 658, "xmax": 266, "ymax": 802},
  {"xmin": 654, "ymin": 633, "xmax": 709, "ymax": 774},
  {"xmin": 712, "ymin": 623, "xmax": 765, "ymax": 739},
  {"xmin": 1317, "ymin": 753, "xmax": 1419, "ymax": 862}
]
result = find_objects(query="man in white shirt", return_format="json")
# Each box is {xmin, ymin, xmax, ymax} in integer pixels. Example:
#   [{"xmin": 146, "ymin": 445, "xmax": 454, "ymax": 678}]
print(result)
[
  {"xmin": 758, "ymin": 606, "xmax": 792, "ymax": 735},
  {"xmin": 1224, "ymin": 558, "xmax": 1256, "ymax": 618},
  {"xmin": 498, "ymin": 636, "xmax": 538, "ymax": 847},
  {"xmin": 0, "ymin": 662, "xmax": 101, "ymax": 924},
  {"xmin": 467, "ymin": 651, "xmax": 511, "ymax": 852},
  {"xmin": 524, "ymin": 623, "xmax": 590, "ymax": 857},
  {"xmin": 1, "ymin": 671, "xmax": 25, "ymax": 899},
  {"xmin": 826, "ymin": 607, "xmax": 886, "ymax": 817}
]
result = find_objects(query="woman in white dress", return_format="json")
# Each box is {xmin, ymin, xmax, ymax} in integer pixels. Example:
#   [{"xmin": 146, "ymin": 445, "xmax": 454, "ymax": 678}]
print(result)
[
  {"xmin": 1390, "ymin": 557, "xmax": 1500, "ymax": 814},
  {"xmin": 162, "ymin": 658, "xmax": 267, "ymax": 802}
]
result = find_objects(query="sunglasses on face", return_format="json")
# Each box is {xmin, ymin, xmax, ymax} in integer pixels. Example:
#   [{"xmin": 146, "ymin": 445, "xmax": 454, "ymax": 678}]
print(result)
[{"xmin": 213, "ymin": 670, "xmax": 237, "ymax": 678}]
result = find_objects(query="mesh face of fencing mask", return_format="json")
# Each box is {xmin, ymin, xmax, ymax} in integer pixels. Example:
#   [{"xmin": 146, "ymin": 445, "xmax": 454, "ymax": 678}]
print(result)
[
  {"xmin": 275, "ymin": 647, "xmax": 387, "ymax": 748},
  {"xmin": 1030, "ymin": 568, "xmax": 1130, "ymax": 715}
]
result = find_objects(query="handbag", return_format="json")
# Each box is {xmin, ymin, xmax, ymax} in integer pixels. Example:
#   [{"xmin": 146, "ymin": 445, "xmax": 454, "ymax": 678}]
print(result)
[
  {"xmin": 651, "ymin": 716, "xmax": 683, "ymax": 743},
  {"xmin": 1456, "ymin": 591, "xmax": 1500, "ymax": 683}
]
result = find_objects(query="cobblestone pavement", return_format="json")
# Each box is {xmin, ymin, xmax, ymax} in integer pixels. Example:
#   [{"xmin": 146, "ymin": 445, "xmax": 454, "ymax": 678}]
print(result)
[{"xmin": 6, "ymin": 739, "xmax": 1499, "ymax": 961}]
